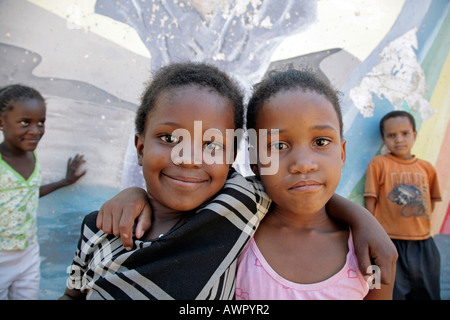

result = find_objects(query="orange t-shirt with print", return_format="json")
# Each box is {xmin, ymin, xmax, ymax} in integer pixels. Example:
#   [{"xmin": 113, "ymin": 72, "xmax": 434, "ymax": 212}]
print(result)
[{"xmin": 364, "ymin": 153, "xmax": 441, "ymax": 240}]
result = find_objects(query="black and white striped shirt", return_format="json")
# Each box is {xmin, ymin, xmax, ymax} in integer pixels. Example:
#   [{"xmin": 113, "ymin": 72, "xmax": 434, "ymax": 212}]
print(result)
[{"xmin": 66, "ymin": 168, "xmax": 271, "ymax": 300}]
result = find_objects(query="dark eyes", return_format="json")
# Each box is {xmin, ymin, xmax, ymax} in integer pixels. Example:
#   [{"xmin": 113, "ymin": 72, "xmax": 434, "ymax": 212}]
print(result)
[
  {"xmin": 159, "ymin": 135, "xmax": 223, "ymax": 150},
  {"xmin": 387, "ymin": 131, "xmax": 411, "ymax": 139},
  {"xmin": 270, "ymin": 142, "xmax": 288, "ymax": 150},
  {"xmin": 314, "ymin": 138, "xmax": 331, "ymax": 147},
  {"xmin": 204, "ymin": 141, "xmax": 223, "ymax": 151},
  {"xmin": 160, "ymin": 134, "xmax": 179, "ymax": 144},
  {"xmin": 270, "ymin": 138, "xmax": 331, "ymax": 150}
]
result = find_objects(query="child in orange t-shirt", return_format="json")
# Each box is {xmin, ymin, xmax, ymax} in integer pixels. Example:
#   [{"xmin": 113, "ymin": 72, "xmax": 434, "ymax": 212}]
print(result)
[{"xmin": 364, "ymin": 110, "xmax": 442, "ymax": 300}]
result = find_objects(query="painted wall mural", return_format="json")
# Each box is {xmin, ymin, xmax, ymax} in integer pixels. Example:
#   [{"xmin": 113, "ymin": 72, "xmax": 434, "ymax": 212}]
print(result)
[{"xmin": 0, "ymin": 0, "xmax": 448, "ymax": 299}]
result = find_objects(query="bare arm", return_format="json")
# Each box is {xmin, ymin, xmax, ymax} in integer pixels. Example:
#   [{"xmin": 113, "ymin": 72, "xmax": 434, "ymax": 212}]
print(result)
[
  {"xmin": 364, "ymin": 283, "xmax": 394, "ymax": 300},
  {"xmin": 431, "ymin": 200, "xmax": 438, "ymax": 213},
  {"xmin": 364, "ymin": 196, "xmax": 377, "ymax": 215},
  {"xmin": 40, "ymin": 154, "xmax": 87, "ymax": 197},
  {"xmin": 326, "ymin": 193, "xmax": 397, "ymax": 285},
  {"xmin": 98, "ymin": 188, "xmax": 399, "ymax": 281}
]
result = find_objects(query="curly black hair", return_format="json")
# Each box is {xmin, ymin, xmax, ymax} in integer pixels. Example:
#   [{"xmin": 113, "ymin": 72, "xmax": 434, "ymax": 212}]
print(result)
[
  {"xmin": 135, "ymin": 62, "xmax": 244, "ymax": 135},
  {"xmin": 0, "ymin": 84, "xmax": 45, "ymax": 115},
  {"xmin": 246, "ymin": 67, "xmax": 343, "ymax": 138}
]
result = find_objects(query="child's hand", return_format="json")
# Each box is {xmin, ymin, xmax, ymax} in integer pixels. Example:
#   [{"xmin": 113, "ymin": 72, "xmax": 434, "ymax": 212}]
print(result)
[
  {"xmin": 326, "ymin": 194, "xmax": 397, "ymax": 285},
  {"xmin": 97, "ymin": 187, "xmax": 152, "ymax": 250},
  {"xmin": 352, "ymin": 214, "xmax": 398, "ymax": 285},
  {"xmin": 65, "ymin": 154, "xmax": 87, "ymax": 185}
]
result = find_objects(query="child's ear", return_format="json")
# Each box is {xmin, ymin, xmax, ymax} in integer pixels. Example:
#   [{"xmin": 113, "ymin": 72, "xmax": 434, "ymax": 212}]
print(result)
[
  {"xmin": 341, "ymin": 140, "xmax": 347, "ymax": 165},
  {"xmin": 135, "ymin": 133, "xmax": 144, "ymax": 166}
]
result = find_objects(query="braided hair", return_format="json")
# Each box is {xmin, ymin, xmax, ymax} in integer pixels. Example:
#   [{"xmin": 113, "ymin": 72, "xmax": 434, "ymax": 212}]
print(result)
[{"xmin": 0, "ymin": 84, "xmax": 45, "ymax": 115}]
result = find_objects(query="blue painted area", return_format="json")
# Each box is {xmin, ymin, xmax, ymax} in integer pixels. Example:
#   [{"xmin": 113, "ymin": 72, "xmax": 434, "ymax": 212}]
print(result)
[
  {"xmin": 416, "ymin": 0, "xmax": 449, "ymax": 63},
  {"xmin": 36, "ymin": 185, "xmax": 120, "ymax": 300}
]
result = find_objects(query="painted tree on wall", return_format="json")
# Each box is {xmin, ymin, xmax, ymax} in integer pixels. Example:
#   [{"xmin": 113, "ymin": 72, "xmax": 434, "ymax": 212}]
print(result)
[
  {"xmin": 95, "ymin": 0, "xmax": 319, "ymax": 186},
  {"xmin": 95, "ymin": 0, "xmax": 317, "ymax": 92}
]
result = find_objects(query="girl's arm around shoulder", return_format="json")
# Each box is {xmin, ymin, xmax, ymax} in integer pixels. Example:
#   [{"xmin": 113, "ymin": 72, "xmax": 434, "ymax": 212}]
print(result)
[
  {"xmin": 326, "ymin": 194, "xmax": 397, "ymax": 285},
  {"xmin": 95, "ymin": 168, "xmax": 271, "ymax": 249}
]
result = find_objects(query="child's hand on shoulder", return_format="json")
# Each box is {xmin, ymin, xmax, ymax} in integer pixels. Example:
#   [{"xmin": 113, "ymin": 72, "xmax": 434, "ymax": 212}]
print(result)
[
  {"xmin": 352, "ymin": 215, "xmax": 398, "ymax": 285},
  {"xmin": 97, "ymin": 187, "xmax": 152, "ymax": 250}
]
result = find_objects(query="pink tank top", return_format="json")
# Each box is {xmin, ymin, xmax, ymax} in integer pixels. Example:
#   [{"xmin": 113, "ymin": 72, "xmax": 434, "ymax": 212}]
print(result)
[{"xmin": 236, "ymin": 232, "xmax": 369, "ymax": 300}]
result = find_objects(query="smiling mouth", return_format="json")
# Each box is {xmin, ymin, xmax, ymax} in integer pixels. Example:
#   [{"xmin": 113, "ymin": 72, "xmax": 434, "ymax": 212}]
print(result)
[
  {"xmin": 162, "ymin": 173, "xmax": 209, "ymax": 188},
  {"xmin": 23, "ymin": 138, "xmax": 41, "ymax": 145}
]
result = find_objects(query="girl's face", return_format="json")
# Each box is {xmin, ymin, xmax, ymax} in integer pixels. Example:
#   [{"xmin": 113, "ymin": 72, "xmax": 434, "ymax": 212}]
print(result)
[
  {"xmin": 136, "ymin": 86, "xmax": 236, "ymax": 213},
  {"xmin": 0, "ymin": 98, "xmax": 46, "ymax": 153},
  {"xmin": 381, "ymin": 116, "xmax": 416, "ymax": 160},
  {"xmin": 254, "ymin": 89, "xmax": 346, "ymax": 216}
]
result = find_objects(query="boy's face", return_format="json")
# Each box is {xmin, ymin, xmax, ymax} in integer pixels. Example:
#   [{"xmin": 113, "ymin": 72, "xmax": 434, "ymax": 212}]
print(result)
[
  {"xmin": 0, "ymin": 99, "xmax": 46, "ymax": 152},
  {"xmin": 254, "ymin": 89, "xmax": 346, "ymax": 216},
  {"xmin": 381, "ymin": 116, "xmax": 416, "ymax": 160},
  {"xmin": 136, "ymin": 86, "xmax": 235, "ymax": 213}
]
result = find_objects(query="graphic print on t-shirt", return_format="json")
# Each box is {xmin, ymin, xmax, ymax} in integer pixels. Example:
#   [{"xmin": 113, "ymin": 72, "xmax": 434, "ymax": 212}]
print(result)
[{"xmin": 387, "ymin": 172, "xmax": 429, "ymax": 219}]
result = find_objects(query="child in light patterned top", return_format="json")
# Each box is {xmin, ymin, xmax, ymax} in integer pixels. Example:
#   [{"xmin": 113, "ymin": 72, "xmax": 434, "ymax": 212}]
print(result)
[{"xmin": 0, "ymin": 84, "xmax": 86, "ymax": 300}]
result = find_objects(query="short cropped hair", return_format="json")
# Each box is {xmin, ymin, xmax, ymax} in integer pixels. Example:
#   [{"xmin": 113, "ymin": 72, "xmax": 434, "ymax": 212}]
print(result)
[
  {"xmin": 135, "ymin": 62, "xmax": 244, "ymax": 135},
  {"xmin": 379, "ymin": 110, "xmax": 416, "ymax": 136},
  {"xmin": 247, "ymin": 68, "xmax": 343, "ymax": 137}
]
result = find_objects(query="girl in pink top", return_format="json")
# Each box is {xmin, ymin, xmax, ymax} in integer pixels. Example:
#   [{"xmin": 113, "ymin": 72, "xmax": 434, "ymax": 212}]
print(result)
[
  {"xmin": 236, "ymin": 68, "xmax": 394, "ymax": 300},
  {"xmin": 237, "ymin": 232, "xmax": 368, "ymax": 299}
]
